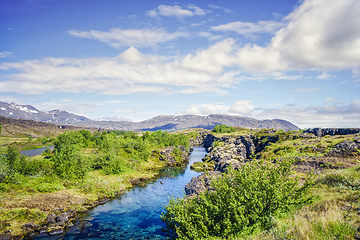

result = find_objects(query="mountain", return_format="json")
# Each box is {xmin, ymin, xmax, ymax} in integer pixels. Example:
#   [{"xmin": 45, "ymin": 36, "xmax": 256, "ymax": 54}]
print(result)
[
  {"xmin": 71, "ymin": 114, "xmax": 299, "ymax": 131},
  {"xmin": 0, "ymin": 101, "xmax": 91, "ymax": 124},
  {"xmin": 0, "ymin": 101, "xmax": 299, "ymax": 131}
]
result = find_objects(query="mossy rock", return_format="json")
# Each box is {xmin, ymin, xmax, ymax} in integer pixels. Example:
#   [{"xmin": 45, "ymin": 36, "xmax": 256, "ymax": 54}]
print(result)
[{"xmin": 190, "ymin": 161, "xmax": 215, "ymax": 172}]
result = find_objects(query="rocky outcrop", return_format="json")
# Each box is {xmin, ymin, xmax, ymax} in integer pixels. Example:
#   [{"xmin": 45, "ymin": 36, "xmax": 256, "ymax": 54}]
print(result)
[
  {"xmin": 185, "ymin": 130, "xmax": 360, "ymax": 197},
  {"xmin": 305, "ymin": 128, "xmax": 360, "ymax": 137},
  {"xmin": 325, "ymin": 138, "xmax": 360, "ymax": 158},
  {"xmin": 158, "ymin": 145, "xmax": 190, "ymax": 166},
  {"xmin": 204, "ymin": 135, "xmax": 255, "ymax": 168},
  {"xmin": 13, "ymin": 209, "xmax": 77, "ymax": 238},
  {"xmin": 188, "ymin": 129, "xmax": 212, "ymax": 146},
  {"xmin": 203, "ymin": 134, "xmax": 217, "ymax": 148},
  {"xmin": 185, "ymin": 171, "xmax": 221, "ymax": 197},
  {"xmin": 186, "ymin": 135, "xmax": 256, "ymax": 196}
]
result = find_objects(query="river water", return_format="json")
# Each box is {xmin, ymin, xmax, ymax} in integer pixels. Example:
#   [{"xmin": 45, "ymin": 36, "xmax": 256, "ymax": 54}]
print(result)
[{"xmin": 35, "ymin": 147, "xmax": 206, "ymax": 240}]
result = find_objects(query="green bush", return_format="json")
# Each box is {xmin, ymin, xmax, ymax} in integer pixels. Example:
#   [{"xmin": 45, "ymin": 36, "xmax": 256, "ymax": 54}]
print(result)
[
  {"xmin": 161, "ymin": 158, "xmax": 313, "ymax": 239},
  {"xmin": 212, "ymin": 124, "xmax": 237, "ymax": 134},
  {"xmin": 51, "ymin": 132, "xmax": 90, "ymax": 180},
  {"xmin": 102, "ymin": 153, "xmax": 132, "ymax": 175}
]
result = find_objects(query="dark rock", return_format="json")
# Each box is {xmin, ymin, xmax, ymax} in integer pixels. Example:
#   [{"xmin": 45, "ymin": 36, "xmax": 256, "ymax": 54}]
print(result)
[
  {"xmin": 39, "ymin": 227, "xmax": 48, "ymax": 234},
  {"xmin": 51, "ymin": 221, "xmax": 65, "ymax": 228},
  {"xmin": 55, "ymin": 212, "xmax": 68, "ymax": 222},
  {"xmin": 130, "ymin": 179, "xmax": 140, "ymax": 186},
  {"xmin": 185, "ymin": 171, "xmax": 221, "ymax": 196},
  {"xmin": 24, "ymin": 229, "xmax": 35, "ymax": 238},
  {"xmin": 325, "ymin": 140, "xmax": 360, "ymax": 158},
  {"xmin": 214, "ymin": 159, "xmax": 244, "ymax": 173},
  {"xmin": 204, "ymin": 134, "xmax": 217, "ymax": 148},
  {"xmin": 46, "ymin": 215, "xmax": 56, "ymax": 225},
  {"xmin": 204, "ymin": 135, "xmax": 255, "ymax": 165},
  {"xmin": 0, "ymin": 234, "xmax": 12, "ymax": 240},
  {"xmin": 140, "ymin": 177, "xmax": 150, "ymax": 181},
  {"xmin": 66, "ymin": 209, "xmax": 76, "ymax": 219},
  {"xmin": 22, "ymin": 222, "xmax": 40, "ymax": 230},
  {"xmin": 305, "ymin": 128, "xmax": 360, "ymax": 137},
  {"xmin": 48, "ymin": 227, "xmax": 64, "ymax": 235},
  {"xmin": 158, "ymin": 145, "xmax": 190, "ymax": 165},
  {"xmin": 355, "ymin": 233, "xmax": 360, "ymax": 240},
  {"xmin": 12, "ymin": 236, "xmax": 23, "ymax": 240}
]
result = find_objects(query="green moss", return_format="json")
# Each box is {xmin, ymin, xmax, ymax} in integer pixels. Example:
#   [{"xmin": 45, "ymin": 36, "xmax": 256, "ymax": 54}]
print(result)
[{"xmin": 190, "ymin": 161, "xmax": 215, "ymax": 172}]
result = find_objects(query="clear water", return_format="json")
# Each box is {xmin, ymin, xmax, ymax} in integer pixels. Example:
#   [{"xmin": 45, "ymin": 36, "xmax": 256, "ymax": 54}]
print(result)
[
  {"xmin": 20, "ymin": 145, "xmax": 54, "ymax": 157},
  {"xmin": 34, "ymin": 147, "xmax": 206, "ymax": 240}
]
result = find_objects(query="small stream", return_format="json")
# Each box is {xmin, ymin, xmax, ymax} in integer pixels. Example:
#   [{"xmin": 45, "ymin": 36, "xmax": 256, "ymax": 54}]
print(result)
[{"xmin": 35, "ymin": 147, "xmax": 206, "ymax": 239}]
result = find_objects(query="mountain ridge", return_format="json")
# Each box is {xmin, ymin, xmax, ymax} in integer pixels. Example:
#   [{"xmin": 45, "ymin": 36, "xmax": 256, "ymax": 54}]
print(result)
[{"xmin": 0, "ymin": 101, "xmax": 299, "ymax": 131}]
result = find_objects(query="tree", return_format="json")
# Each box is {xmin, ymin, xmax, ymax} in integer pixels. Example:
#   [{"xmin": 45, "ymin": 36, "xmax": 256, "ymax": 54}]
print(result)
[
  {"xmin": 0, "ymin": 123, "xmax": 2, "ymax": 133},
  {"xmin": 51, "ymin": 131, "xmax": 89, "ymax": 179},
  {"xmin": 161, "ymin": 158, "xmax": 313, "ymax": 239}
]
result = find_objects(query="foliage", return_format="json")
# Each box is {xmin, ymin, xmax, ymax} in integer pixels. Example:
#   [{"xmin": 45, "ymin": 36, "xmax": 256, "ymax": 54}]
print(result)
[
  {"xmin": 212, "ymin": 140, "xmax": 222, "ymax": 148},
  {"xmin": 51, "ymin": 131, "xmax": 90, "ymax": 180},
  {"xmin": 0, "ymin": 123, "xmax": 2, "ymax": 133},
  {"xmin": 186, "ymin": 131, "xmax": 199, "ymax": 140},
  {"xmin": 212, "ymin": 124, "xmax": 237, "ymax": 134},
  {"xmin": 0, "ymin": 147, "xmax": 28, "ymax": 182},
  {"xmin": 161, "ymin": 158, "xmax": 314, "ymax": 239}
]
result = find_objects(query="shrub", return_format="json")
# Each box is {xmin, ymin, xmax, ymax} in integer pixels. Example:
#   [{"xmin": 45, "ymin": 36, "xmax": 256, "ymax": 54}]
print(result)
[
  {"xmin": 102, "ymin": 153, "xmax": 132, "ymax": 175},
  {"xmin": 161, "ymin": 158, "xmax": 314, "ymax": 239},
  {"xmin": 212, "ymin": 124, "xmax": 237, "ymax": 134}
]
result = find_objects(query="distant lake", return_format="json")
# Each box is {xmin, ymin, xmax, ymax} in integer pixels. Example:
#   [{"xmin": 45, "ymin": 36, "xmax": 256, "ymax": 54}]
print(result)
[{"xmin": 20, "ymin": 145, "xmax": 53, "ymax": 157}]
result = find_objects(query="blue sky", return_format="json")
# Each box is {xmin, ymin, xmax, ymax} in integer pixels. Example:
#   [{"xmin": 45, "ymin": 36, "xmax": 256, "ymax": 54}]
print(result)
[{"xmin": 0, "ymin": 0, "xmax": 359, "ymax": 128}]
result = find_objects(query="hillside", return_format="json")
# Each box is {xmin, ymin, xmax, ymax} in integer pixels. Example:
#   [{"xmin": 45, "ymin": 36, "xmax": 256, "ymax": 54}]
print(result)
[{"xmin": 0, "ymin": 116, "xmax": 94, "ymax": 138}]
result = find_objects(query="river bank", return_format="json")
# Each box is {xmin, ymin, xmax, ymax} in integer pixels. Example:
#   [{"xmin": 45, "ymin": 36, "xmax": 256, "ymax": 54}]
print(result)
[
  {"xmin": 0, "ymin": 129, "xmax": 199, "ymax": 239},
  {"xmin": 0, "ymin": 146, "xmax": 195, "ymax": 239}
]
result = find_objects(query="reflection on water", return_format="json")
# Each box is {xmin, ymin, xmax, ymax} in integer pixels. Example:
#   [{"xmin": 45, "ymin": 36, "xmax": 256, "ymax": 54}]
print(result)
[{"xmin": 35, "ymin": 147, "xmax": 206, "ymax": 240}]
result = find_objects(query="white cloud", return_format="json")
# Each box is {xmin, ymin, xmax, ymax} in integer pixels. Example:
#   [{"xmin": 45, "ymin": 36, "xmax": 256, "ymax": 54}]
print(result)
[
  {"xmin": 202, "ymin": 103, "xmax": 220, "ymax": 115},
  {"xmin": 0, "ymin": 52, "xmax": 12, "ymax": 58},
  {"xmin": 271, "ymin": 0, "xmax": 360, "ymax": 71},
  {"xmin": 256, "ymin": 99, "xmax": 360, "ymax": 128},
  {"xmin": 229, "ymin": 100, "xmax": 255, "ymax": 115},
  {"xmin": 68, "ymin": 28, "xmax": 187, "ymax": 48},
  {"xmin": 208, "ymin": 4, "xmax": 233, "ymax": 14},
  {"xmin": 182, "ymin": 38, "xmax": 236, "ymax": 74},
  {"xmin": 211, "ymin": 20, "xmax": 285, "ymax": 35},
  {"xmin": 317, "ymin": 72, "xmax": 331, "ymax": 79},
  {"xmin": 0, "ymin": 41, "xmax": 239, "ymax": 95},
  {"xmin": 235, "ymin": 44, "xmax": 288, "ymax": 73},
  {"xmin": 183, "ymin": 103, "xmax": 227, "ymax": 115},
  {"xmin": 183, "ymin": 106, "xmax": 202, "ymax": 115},
  {"xmin": 147, "ymin": 4, "xmax": 207, "ymax": 19},
  {"xmin": 210, "ymin": 0, "xmax": 360, "ymax": 74}
]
